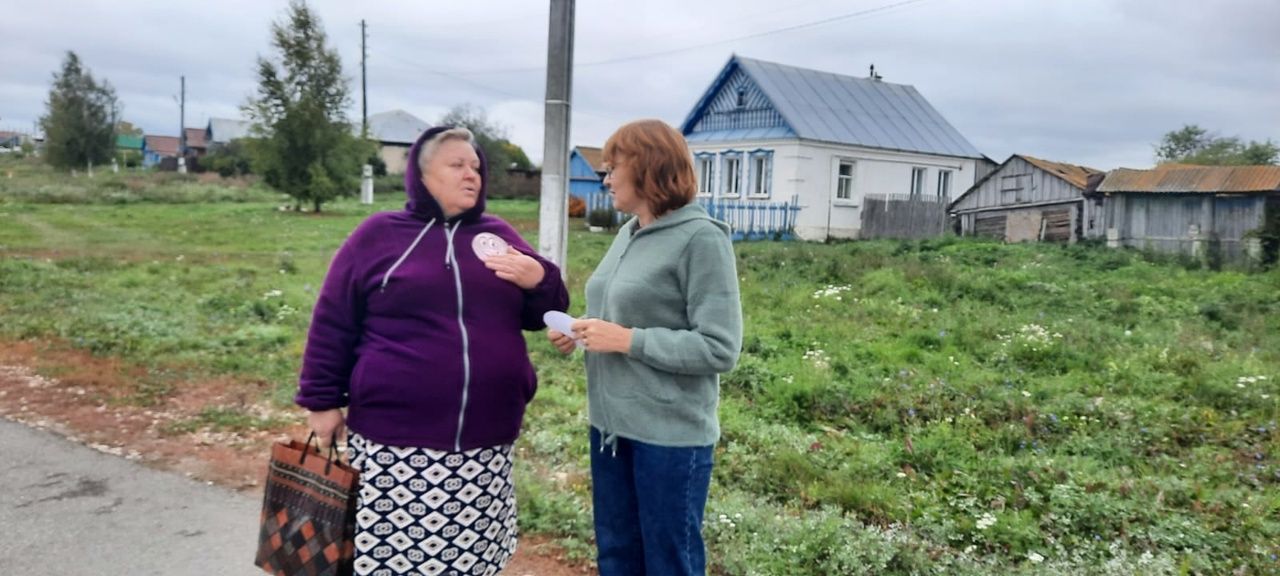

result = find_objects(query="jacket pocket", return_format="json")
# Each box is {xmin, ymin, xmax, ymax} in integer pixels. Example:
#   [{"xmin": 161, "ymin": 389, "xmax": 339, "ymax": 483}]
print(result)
[{"xmin": 608, "ymin": 364, "xmax": 677, "ymax": 404}]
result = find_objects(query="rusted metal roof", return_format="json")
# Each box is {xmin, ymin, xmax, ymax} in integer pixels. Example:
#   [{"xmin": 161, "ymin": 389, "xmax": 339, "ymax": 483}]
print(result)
[
  {"xmin": 1017, "ymin": 154, "xmax": 1103, "ymax": 189},
  {"xmin": 575, "ymin": 146, "xmax": 605, "ymax": 173},
  {"xmin": 144, "ymin": 135, "xmax": 179, "ymax": 157},
  {"xmin": 183, "ymin": 127, "xmax": 207, "ymax": 149},
  {"xmin": 1097, "ymin": 165, "xmax": 1280, "ymax": 194}
]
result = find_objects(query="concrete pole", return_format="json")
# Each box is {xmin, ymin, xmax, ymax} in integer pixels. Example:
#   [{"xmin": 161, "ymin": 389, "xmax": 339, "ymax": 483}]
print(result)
[
  {"xmin": 179, "ymin": 76, "xmax": 186, "ymax": 157},
  {"xmin": 538, "ymin": 0, "xmax": 575, "ymax": 275},
  {"xmin": 361, "ymin": 20, "xmax": 368, "ymax": 137},
  {"xmin": 360, "ymin": 164, "xmax": 374, "ymax": 205}
]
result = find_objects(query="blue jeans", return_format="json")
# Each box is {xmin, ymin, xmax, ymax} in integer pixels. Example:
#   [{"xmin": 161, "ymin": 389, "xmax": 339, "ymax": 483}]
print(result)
[{"xmin": 590, "ymin": 427, "xmax": 715, "ymax": 576}]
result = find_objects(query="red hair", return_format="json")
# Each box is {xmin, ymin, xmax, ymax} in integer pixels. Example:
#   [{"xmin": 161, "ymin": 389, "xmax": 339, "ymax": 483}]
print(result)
[{"xmin": 602, "ymin": 119, "xmax": 697, "ymax": 218}]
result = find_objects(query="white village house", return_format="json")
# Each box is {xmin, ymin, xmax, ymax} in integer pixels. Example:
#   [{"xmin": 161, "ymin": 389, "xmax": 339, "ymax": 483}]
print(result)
[
  {"xmin": 680, "ymin": 55, "xmax": 986, "ymax": 240},
  {"xmin": 366, "ymin": 110, "xmax": 429, "ymax": 175}
]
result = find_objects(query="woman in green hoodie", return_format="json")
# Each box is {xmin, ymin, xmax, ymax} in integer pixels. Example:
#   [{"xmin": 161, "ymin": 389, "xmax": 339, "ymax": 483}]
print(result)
[{"xmin": 548, "ymin": 119, "xmax": 743, "ymax": 576}]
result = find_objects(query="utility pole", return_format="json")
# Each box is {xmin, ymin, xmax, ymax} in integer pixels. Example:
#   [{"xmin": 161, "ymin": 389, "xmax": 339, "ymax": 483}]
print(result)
[
  {"xmin": 179, "ymin": 76, "xmax": 186, "ymax": 155},
  {"xmin": 538, "ymin": 0, "xmax": 575, "ymax": 273},
  {"xmin": 361, "ymin": 20, "xmax": 368, "ymax": 136}
]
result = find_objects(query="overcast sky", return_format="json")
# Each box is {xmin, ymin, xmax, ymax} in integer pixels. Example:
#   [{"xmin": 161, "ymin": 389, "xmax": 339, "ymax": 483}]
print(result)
[{"xmin": 2, "ymin": 0, "xmax": 1277, "ymax": 170}]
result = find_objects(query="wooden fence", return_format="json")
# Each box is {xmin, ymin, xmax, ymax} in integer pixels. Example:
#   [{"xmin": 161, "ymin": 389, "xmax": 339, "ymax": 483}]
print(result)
[{"xmin": 860, "ymin": 194, "xmax": 948, "ymax": 240}]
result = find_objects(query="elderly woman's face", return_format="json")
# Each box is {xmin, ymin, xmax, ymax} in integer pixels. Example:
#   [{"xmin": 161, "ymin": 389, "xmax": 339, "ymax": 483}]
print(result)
[{"xmin": 423, "ymin": 139, "xmax": 482, "ymax": 218}]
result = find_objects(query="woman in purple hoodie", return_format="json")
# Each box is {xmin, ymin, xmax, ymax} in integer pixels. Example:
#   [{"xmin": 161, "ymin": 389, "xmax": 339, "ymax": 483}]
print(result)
[{"xmin": 296, "ymin": 126, "xmax": 569, "ymax": 575}]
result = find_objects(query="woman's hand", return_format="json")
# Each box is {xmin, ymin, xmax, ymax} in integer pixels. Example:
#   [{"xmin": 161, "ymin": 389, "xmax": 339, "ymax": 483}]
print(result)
[
  {"xmin": 547, "ymin": 329, "xmax": 577, "ymax": 355},
  {"xmin": 307, "ymin": 409, "xmax": 346, "ymax": 448},
  {"xmin": 484, "ymin": 250, "xmax": 546, "ymax": 290},
  {"xmin": 571, "ymin": 318, "xmax": 633, "ymax": 354}
]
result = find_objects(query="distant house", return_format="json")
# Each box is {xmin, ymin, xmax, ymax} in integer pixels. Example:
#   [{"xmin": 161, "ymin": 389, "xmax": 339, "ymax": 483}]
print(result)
[
  {"xmin": 0, "ymin": 130, "xmax": 31, "ymax": 151},
  {"xmin": 206, "ymin": 118, "xmax": 253, "ymax": 149},
  {"xmin": 183, "ymin": 127, "xmax": 207, "ymax": 157},
  {"xmin": 949, "ymin": 155, "xmax": 1103, "ymax": 242},
  {"xmin": 142, "ymin": 135, "xmax": 179, "ymax": 168},
  {"xmin": 116, "ymin": 134, "xmax": 144, "ymax": 166},
  {"xmin": 569, "ymin": 145, "xmax": 606, "ymax": 199},
  {"xmin": 1090, "ymin": 164, "xmax": 1280, "ymax": 262},
  {"xmin": 367, "ymin": 110, "xmax": 429, "ymax": 175},
  {"xmin": 680, "ymin": 55, "xmax": 985, "ymax": 240}
]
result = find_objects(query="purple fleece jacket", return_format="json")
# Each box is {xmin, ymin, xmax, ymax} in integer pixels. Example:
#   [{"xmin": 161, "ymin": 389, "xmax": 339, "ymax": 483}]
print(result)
[{"xmin": 296, "ymin": 126, "xmax": 569, "ymax": 451}]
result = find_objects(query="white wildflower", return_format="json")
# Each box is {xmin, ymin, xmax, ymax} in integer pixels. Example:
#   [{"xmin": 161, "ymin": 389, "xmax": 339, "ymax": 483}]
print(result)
[
  {"xmin": 803, "ymin": 349, "xmax": 830, "ymax": 369},
  {"xmin": 811, "ymin": 285, "xmax": 851, "ymax": 299}
]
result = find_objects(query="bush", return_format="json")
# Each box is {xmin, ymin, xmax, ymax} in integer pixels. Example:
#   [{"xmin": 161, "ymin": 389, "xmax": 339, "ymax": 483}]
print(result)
[
  {"xmin": 568, "ymin": 195, "xmax": 585, "ymax": 218},
  {"xmin": 372, "ymin": 174, "xmax": 402, "ymax": 195},
  {"xmin": 587, "ymin": 207, "xmax": 617, "ymax": 229},
  {"xmin": 366, "ymin": 154, "xmax": 387, "ymax": 177},
  {"xmin": 201, "ymin": 141, "xmax": 254, "ymax": 177}
]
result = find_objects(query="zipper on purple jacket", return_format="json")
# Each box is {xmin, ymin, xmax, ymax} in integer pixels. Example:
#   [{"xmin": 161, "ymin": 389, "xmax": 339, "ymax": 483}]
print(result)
[{"xmin": 445, "ymin": 222, "xmax": 473, "ymax": 451}]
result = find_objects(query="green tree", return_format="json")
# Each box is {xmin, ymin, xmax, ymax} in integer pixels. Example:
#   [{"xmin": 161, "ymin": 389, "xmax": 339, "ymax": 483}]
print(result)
[
  {"xmin": 244, "ymin": 1, "xmax": 370, "ymax": 212},
  {"xmin": 1155, "ymin": 124, "xmax": 1278, "ymax": 166},
  {"xmin": 438, "ymin": 104, "xmax": 534, "ymax": 195},
  {"xmin": 39, "ymin": 51, "xmax": 119, "ymax": 171},
  {"xmin": 115, "ymin": 120, "xmax": 143, "ymax": 137}
]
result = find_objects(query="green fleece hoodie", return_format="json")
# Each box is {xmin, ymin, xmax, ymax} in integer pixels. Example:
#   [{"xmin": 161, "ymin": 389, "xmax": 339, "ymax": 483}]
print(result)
[{"xmin": 584, "ymin": 203, "xmax": 743, "ymax": 448}]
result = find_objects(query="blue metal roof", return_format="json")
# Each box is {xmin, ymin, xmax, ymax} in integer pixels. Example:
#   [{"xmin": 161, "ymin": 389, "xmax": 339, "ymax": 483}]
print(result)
[
  {"xmin": 685, "ymin": 127, "xmax": 796, "ymax": 142},
  {"xmin": 681, "ymin": 56, "xmax": 983, "ymax": 159}
]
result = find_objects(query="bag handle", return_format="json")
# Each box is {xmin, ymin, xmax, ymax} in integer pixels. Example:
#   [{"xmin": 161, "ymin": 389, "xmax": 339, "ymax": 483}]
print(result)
[{"xmin": 300, "ymin": 431, "xmax": 343, "ymax": 475}]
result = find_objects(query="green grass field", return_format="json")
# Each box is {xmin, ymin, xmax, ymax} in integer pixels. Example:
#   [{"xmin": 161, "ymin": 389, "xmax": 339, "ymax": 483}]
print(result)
[{"xmin": 2, "ymin": 158, "xmax": 1278, "ymax": 574}]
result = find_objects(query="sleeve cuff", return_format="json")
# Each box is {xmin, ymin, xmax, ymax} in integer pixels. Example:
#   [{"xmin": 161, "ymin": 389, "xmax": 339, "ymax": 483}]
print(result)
[{"xmin": 628, "ymin": 328, "xmax": 647, "ymax": 361}]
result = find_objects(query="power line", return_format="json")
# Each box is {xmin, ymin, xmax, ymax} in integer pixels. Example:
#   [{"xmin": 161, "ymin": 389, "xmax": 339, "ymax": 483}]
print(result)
[
  {"xmin": 365, "ymin": 51, "xmax": 619, "ymax": 123},
  {"xmin": 369, "ymin": 51, "xmax": 534, "ymax": 101},
  {"xmin": 585, "ymin": 0, "xmax": 931, "ymax": 67},
  {"xmin": 460, "ymin": 0, "xmax": 933, "ymax": 76}
]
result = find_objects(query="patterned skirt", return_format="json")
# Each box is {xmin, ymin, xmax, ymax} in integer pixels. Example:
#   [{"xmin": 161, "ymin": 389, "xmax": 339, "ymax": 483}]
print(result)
[{"xmin": 347, "ymin": 432, "xmax": 518, "ymax": 576}]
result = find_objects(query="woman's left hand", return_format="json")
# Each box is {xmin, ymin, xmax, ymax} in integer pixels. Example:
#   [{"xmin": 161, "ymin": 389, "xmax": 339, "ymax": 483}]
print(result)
[
  {"xmin": 571, "ymin": 318, "xmax": 632, "ymax": 354},
  {"xmin": 484, "ymin": 249, "xmax": 546, "ymax": 290}
]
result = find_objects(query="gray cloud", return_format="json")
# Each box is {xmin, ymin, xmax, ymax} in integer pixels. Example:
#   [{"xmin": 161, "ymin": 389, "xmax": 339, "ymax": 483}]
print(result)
[{"xmin": 2, "ymin": 0, "xmax": 1276, "ymax": 170}]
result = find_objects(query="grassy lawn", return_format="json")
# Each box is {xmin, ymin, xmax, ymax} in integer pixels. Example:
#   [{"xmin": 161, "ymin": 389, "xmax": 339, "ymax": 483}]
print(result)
[{"xmin": 2, "ymin": 157, "xmax": 1278, "ymax": 574}]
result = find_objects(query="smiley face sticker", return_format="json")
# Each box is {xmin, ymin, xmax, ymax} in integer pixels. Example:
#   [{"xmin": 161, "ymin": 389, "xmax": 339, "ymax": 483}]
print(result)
[{"xmin": 471, "ymin": 232, "xmax": 510, "ymax": 261}]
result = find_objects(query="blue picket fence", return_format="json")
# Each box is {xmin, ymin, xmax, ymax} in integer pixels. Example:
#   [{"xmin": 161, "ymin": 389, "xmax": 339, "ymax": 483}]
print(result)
[
  {"xmin": 583, "ymin": 191, "xmax": 623, "ymax": 225},
  {"xmin": 699, "ymin": 195, "xmax": 801, "ymax": 241},
  {"xmin": 579, "ymin": 191, "xmax": 800, "ymax": 240}
]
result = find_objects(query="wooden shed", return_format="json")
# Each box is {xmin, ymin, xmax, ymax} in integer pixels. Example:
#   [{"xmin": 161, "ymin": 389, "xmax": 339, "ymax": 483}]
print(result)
[
  {"xmin": 1090, "ymin": 165, "xmax": 1280, "ymax": 263},
  {"xmin": 949, "ymin": 154, "xmax": 1103, "ymax": 242}
]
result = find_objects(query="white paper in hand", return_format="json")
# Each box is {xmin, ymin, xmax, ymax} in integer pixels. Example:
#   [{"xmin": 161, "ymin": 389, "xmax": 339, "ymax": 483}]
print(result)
[{"xmin": 542, "ymin": 310, "xmax": 584, "ymax": 349}]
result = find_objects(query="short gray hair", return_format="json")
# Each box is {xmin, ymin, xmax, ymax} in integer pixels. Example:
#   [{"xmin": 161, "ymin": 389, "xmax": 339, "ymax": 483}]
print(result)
[{"xmin": 418, "ymin": 127, "xmax": 477, "ymax": 175}]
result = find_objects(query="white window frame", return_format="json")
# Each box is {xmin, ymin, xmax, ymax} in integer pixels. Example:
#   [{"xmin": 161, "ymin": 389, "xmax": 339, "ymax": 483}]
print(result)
[
  {"xmin": 936, "ymin": 169, "xmax": 953, "ymax": 202},
  {"xmin": 721, "ymin": 151, "xmax": 743, "ymax": 198},
  {"xmin": 747, "ymin": 149, "xmax": 772, "ymax": 198},
  {"xmin": 835, "ymin": 159, "xmax": 856, "ymax": 202},
  {"xmin": 910, "ymin": 167, "xmax": 927, "ymax": 199},
  {"xmin": 695, "ymin": 152, "xmax": 716, "ymax": 197}
]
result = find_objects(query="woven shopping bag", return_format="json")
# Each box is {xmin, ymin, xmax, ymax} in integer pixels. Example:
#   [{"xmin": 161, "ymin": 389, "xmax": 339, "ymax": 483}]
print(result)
[{"xmin": 255, "ymin": 432, "xmax": 358, "ymax": 576}]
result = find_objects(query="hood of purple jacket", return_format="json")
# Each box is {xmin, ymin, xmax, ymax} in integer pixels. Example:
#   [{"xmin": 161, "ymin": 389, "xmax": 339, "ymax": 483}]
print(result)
[{"xmin": 403, "ymin": 125, "xmax": 488, "ymax": 222}]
